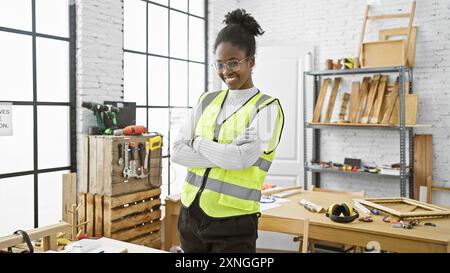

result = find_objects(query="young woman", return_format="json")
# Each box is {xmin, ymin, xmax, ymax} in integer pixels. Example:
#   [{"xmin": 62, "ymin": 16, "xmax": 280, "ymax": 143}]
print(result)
[{"xmin": 171, "ymin": 9, "xmax": 284, "ymax": 253}]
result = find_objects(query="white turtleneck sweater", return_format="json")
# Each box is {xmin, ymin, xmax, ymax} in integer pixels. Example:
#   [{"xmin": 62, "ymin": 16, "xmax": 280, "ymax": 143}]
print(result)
[{"xmin": 171, "ymin": 87, "xmax": 279, "ymax": 170}]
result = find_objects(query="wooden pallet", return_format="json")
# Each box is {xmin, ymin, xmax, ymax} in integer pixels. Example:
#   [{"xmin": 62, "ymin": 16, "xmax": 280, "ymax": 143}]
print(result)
[
  {"xmin": 80, "ymin": 135, "xmax": 163, "ymax": 196},
  {"xmin": 78, "ymin": 188, "xmax": 162, "ymax": 249}
]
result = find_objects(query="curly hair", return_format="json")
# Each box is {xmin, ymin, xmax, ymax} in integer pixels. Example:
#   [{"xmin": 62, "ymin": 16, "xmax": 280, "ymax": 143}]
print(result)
[{"xmin": 214, "ymin": 9, "xmax": 265, "ymax": 57}]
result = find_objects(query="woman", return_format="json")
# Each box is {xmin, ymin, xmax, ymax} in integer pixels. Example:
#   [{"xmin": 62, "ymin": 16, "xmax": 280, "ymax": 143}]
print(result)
[{"xmin": 171, "ymin": 9, "xmax": 284, "ymax": 253}]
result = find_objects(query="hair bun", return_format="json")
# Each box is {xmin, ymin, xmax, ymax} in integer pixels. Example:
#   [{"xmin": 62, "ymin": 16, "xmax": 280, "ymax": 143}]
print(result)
[{"xmin": 223, "ymin": 9, "xmax": 264, "ymax": 37}]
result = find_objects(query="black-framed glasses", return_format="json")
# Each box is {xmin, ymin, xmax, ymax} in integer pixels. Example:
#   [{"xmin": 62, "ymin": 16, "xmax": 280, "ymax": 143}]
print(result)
[{"xmin": 212, "ymin": 56, "xmax": 252, "ymax": 72}]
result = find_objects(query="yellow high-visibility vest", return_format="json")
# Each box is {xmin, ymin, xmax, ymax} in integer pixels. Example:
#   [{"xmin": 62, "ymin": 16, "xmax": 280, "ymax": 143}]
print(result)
[{"xmin": 181, "ymin": 89, "xmax": 284, "ymax": 217}]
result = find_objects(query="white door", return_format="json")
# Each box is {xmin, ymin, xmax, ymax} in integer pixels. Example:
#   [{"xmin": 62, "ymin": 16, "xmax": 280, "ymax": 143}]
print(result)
[
  {"xmin": 252, "ymin": 45, "xmax": 314, "ymax": 251},
  {"xmin": 253, "ymin": 46, "xmax": 312, "ymax": 188}
]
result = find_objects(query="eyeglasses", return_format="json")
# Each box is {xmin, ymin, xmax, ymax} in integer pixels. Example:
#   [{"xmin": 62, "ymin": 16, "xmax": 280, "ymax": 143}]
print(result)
[{"xmin": 212, "ymin": 56, "xmax": 252, "ymax": 72}]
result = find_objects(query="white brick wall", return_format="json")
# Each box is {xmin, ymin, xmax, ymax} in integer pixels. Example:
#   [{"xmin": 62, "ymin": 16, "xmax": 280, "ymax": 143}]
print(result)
[
  {"xmin": 228, "ymin": 0, "xmax": 450, "ymax": 201},
  {"xmin": 75, "ymin": 0, "xmax": 124, "ymax": 186},
  {"xmin": 207, "ymin": 0, "xmax": 239, "ymax": 91}
]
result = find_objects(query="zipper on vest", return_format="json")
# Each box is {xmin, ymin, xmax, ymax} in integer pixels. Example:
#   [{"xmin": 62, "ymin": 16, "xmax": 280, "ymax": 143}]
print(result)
[{"xmin": 197, "ymin": 136, "xmax": 217, "ymax": 196}]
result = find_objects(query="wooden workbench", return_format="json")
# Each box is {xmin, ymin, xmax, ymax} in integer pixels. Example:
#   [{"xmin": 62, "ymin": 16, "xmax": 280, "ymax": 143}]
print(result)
[
  {"xmin": 163, "ymin": 192, "xmax": 450, "ymax": 252},
  {"xmin": 260, "ymin": 191, "xmax": 450, "ymax": 253}
]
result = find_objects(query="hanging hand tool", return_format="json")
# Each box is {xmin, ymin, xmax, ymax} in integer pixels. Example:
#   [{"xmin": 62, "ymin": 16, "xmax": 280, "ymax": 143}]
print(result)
[
  {"xmin": 128, "ymin": 142, "xmax": 138, "ymax": 178},
  {"xmin": 144, "ymin": 141, "xmax": 150, "ymax": 171},
  {"xmin": 123, "ymin": 142, "xmax": 130, "ymax": 178},
  {"xmin": 118, "ymin": 143, "xmax": 123, "ymax": 166},
  {"xmin": 137, "ymin": 142, "xmax": 148, "ymax": 179}
]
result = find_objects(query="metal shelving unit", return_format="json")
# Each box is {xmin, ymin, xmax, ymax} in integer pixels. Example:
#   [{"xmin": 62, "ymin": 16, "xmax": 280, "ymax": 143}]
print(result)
[{"xmin": 303, "ymin": 66, "xmax": 414, "ymax": 198}]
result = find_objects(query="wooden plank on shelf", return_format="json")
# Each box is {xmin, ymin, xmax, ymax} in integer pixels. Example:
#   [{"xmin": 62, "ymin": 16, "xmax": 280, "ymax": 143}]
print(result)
[
  {"xmin": 338, "ymin": 93, "xmax": 350, "ymax": 122},
  {"xmin": 323, "ymin": 77, "xmax": 341, "ymax": 123},
  {"xmin": 312, "ymin": 78, "xmax": 331, "ymax": 122},
  {"xmin": 369, "ymin": 75, "xmax": 388, "ymax": 124},
  {"xmin": 360, "ymin": 75, "xmax": 381, "ymax": 123},
  {"xmin": 355, "ymin": 77, "xmax": 370, "ymax": 122},
  {"xmin": 348, "ymin": 82, "xmax": 361, "ymax": 123},
  {"xmin": 414, "ymin": 135, "xmax": 432, "ymax": 201},
  {"xmin": 381, "ymin": 83, "xmax": 399, "ymax": 124},
  {"xmin": 389, "ymin": 94, "xmax": 418, "ymax": 125}
]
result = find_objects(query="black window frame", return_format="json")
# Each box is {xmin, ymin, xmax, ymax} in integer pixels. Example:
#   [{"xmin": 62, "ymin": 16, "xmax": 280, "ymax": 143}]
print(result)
[
  {"xmin": 123, "ymin": 0, "xmax": 208, "ymax": 196},
  {"xmin": 0, "ymin": 0, "xmax": 77, "ymax": 229}
]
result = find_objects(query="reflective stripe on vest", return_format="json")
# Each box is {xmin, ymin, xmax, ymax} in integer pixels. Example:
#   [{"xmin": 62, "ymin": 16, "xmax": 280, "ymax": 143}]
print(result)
[
  {"xmin": 253, "ymin": 157, "xmax": 272, "ymax": 172},
  {"xmin": 185, "ymin": 171, "xmax": 261, "ymax": 202}
]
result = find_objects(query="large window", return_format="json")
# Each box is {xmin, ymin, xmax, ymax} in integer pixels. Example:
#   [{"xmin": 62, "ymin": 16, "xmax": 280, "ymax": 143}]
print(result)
[
  {"xmin": 123, "ymin": 0, "xmax": 207, "ymax": 200},
  {"xmin": 0, "ymin": 0, "xmax": 76, "ymax": 236}
]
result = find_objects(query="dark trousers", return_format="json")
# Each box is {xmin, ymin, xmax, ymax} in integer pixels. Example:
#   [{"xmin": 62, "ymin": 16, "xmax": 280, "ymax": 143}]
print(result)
[{"xmin": 177, "ymin": 195, "xmax": 259, "ymax": 253}]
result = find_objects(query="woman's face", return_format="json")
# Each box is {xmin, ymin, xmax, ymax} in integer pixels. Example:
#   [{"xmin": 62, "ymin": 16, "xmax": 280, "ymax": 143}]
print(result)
[{"xmin": 215, "ymin": 42, "xmax": 255, "ymax": 90}]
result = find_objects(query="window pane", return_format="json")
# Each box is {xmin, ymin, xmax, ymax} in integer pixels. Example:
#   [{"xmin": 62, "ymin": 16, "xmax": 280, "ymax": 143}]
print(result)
[
  {"xmin": 38, "ymin": 171, "xmax": 68, "ymax": 227},
  {"xmin": 148, "ymin": 4, "xmax": 168, "ymax": 56},
  {"xmin": 136, "ymin": 108, "xmax": 147, "ymax": 127},
  {"xmin": 36, "ymin": 0, "xmax": 69, "ymax": 37},
  {"xmin": 37, "ymin": 38, "xmax": 69, "ymax": 102},
  {"xmin": 170, "ymin": 0, "xmax": 187, "ymax": 12},
  {"xmin": 124, "ymin": 52, "xmax": 147, "ymax": 106},
  {"xmin": 170, "ymin": 60, "xmax": 188, "ymax": 107},
  {"xmin": 169, "ymin": 160, "xmax": 186, "ymax": 196},
  {"xmin": 124, "ymin": 0, "xmax": 146, "ymax": 52},
  {"xmin": 0, "ymin": 106, "xmax": 34, "ymax": 174},
  {"xmin": 189, "ymin": 0, "xmax": 205, "ymax": 18},
  {"xmin": 169, "ymin": 108, "xmax": 190, "ymax": 148},
  {"xmin": 150, "ymin": 0, "xmax": 168, "ymax": 6},
  {"xmin": 189, "ymin": 63, "xmax": 206, "ymax": 107},
  {"xmin": 0, "ymin": 175, "xmax": 34, "ymax": 237},
  {"xmin": 38, "ymin": 106, "xmax": 70, "ymax": 169},
  {"xmin": 0, "ymin": 0, "xmax": 31, "ymax": 31},
  {"xmin": 148, "ymin": 56, "xmax": 168, "ymax": 106},
  {"xmin": 148, "ymin": 108, "xmax": 169, "ymax": 155},
  {"xmin": 169, "ymin": 11, "xmax": 187, "ymax": 59},
  {"xmin": 0, "ymin": 32, "xmax": 32, "ymax": 101},
  {"xmin": 189, "ymin": 16, "xmax": 205, "ymax": 62}
]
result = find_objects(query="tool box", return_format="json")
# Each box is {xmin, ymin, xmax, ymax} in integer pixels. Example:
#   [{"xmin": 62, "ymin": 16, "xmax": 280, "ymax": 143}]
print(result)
[{"xmin": 80, "ymin": 135, "xmax": 163, "ymax": 196}]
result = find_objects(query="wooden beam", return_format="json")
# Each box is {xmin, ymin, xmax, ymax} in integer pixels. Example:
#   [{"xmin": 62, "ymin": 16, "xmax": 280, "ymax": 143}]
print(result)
[
  {"xmin": 312, "ymin": 79, "xmax": 331, "ymax": 122},
  {"xmin": 323, "ymin": 77, "xmax": 341, "ymax": 123},
  {"xmin": 0, "ymin": 222, "xmax": 70, "ymax": 250},
  {"xmin": 358, "ymin": 5, "xmax": 370, "ymax": 61},
  {"xmin": 404, "ymin": 1, "xmax": 417, "ymax": 66},
  {"xmin": 367, "ymin": 13, "xmax": 412, "ymax": 20}
]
